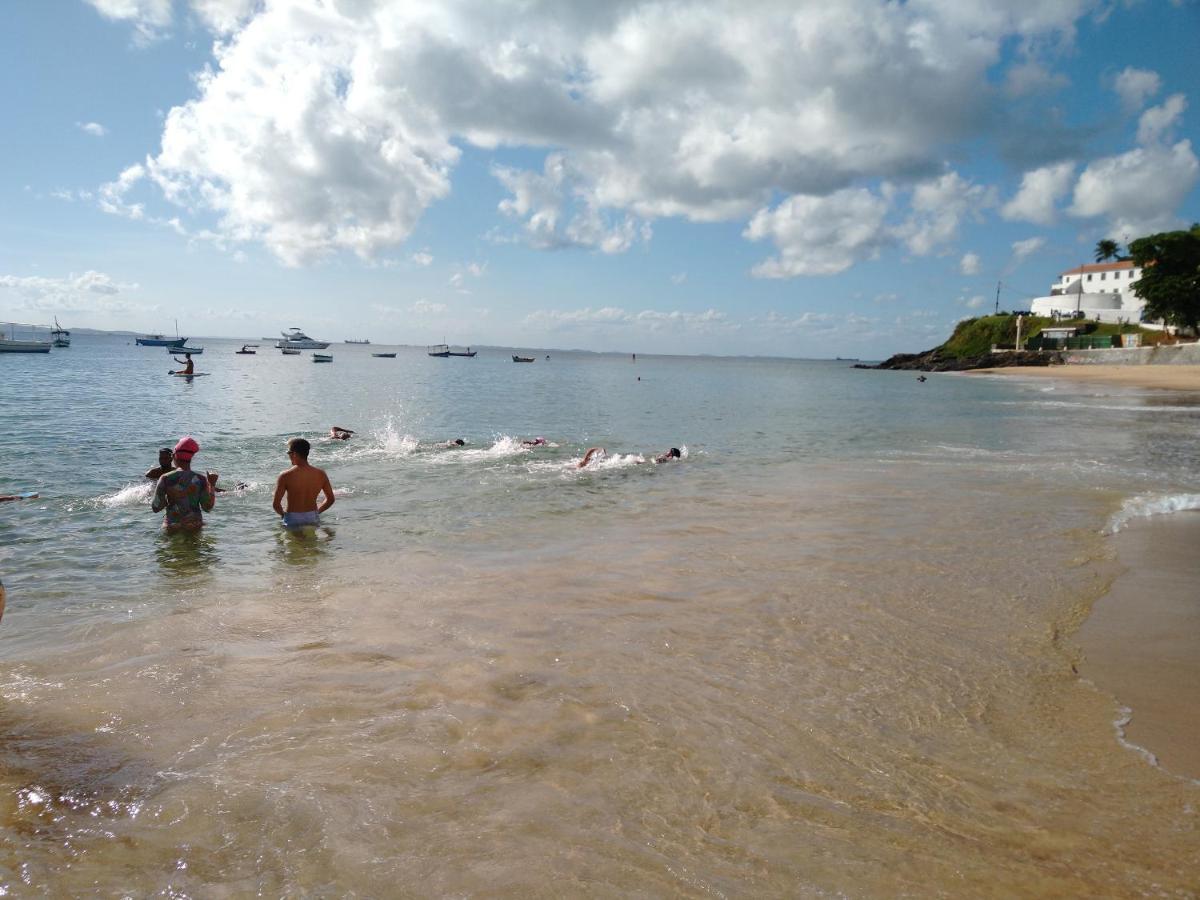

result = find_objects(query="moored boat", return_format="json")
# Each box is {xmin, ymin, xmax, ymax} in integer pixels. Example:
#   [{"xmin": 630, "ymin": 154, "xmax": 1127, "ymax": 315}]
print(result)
[
  {"xmin": 281, "ymin": 348, "xmax": 301, "ymax": 355},
  {"xmin": 277, "ymin": 328, "xmax": 330, "ymax": 349},
  {"xmin": 51, "ymin": 317, "xmax": 70, "ymax": 348},
  {"xmin": 428, "ymin": 343, "xmax": 477, "ymax": 358},
  {"xmin": 512, "ymin": 355, "xmax": 535, "ymax": 363},
  {"xmin": 312, "ymin": 353, "xmax": 333, "ymax": 363},
  {"xmin": 137, "ymin": 334, "xmax": 188, "ymax": 347},
  {"xmin": 0, "ymin": 323, "xmax": 52, "ymax": 353},
  {"xmin": 168, "ymin": 346, "xmax": 204, "ymax": 355},
  {"xmin": 235, "ymin": 345, "xmax": 256, "ymax": 354},
  {"xmin": 371, "ymin": 352, "xmax": 397, "ymax": 358}
]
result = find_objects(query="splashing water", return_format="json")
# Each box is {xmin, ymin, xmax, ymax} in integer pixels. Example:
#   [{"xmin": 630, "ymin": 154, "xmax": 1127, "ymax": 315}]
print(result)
[{"xmin": 1105, "ymin": 493, "xmax": 1200, "ymax": 533}]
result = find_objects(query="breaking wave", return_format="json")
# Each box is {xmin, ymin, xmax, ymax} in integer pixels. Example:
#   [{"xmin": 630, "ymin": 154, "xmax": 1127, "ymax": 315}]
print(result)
[{"xmin": 1106, "ymin": 493, "xmax": 1200, "ymax": 533}]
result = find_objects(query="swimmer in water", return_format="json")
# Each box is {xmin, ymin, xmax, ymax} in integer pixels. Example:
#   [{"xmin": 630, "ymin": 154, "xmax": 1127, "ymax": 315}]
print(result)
[
  {"xmin": 577, "ymin": 447, "xmax": 606, "ymax": 469},
  {"xmin": 437, "ymin": 438, "xmax": 466, "ymax": 448},
  {"xmin": 145, "ymin": 447, "xmax": 176, "ymax": 481},
  {"xmin": 522, "ymin": 437, "xmax": 548, "ymax": 447},
  {"xmin": 654, "ymin": 447, "xmax": 682, "ymax": 463},
  {"xmin": 330, "ymin": 426, "xmax": 355, "ymax": 440},
  {"xmin": 273, "ymin": 437, "xmax": 335, "ymax": 528}
]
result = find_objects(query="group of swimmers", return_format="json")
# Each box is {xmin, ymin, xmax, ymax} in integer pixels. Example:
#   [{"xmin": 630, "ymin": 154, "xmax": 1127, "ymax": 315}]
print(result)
[
  {"xmin": 148, "ymin": 435, "xmax": 334, "ymax": 533},
  {"xmin": 146, "ymin": 429, "xmax": 683, "ymax": 534}
]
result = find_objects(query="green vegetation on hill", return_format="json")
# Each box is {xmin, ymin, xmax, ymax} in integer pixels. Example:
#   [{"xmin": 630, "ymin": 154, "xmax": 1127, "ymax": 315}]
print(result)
[{"xmin": 940, "ymin": 315, "xmax": 1150, "ymax": 359}]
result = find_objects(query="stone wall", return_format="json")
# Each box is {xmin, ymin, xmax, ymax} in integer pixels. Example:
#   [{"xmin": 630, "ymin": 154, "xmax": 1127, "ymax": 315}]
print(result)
[{"xmin": 1064, "ymin": 344, "xmax": 1200, "ymax": 365}]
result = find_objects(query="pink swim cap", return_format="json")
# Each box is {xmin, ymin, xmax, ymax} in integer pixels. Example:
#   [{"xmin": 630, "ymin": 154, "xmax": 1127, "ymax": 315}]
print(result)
[{"xmin": 173, "ymin": 436, "xmax": 200, "ymax": 460}]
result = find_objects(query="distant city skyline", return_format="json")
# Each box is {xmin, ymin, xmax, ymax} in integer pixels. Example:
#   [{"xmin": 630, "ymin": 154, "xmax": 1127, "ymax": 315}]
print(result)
[{"xmin": 2, "ymin": 0, "xmax": 1198, "ymax": 357}]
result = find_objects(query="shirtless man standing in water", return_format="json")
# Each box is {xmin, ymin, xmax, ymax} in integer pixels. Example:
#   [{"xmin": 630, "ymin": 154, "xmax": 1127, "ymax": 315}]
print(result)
[{"xmin": 273, "ymin": 437, "xmax": 335, "ymax": 527}]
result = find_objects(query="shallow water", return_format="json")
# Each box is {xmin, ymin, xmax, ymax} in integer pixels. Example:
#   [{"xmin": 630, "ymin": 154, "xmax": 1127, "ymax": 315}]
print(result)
[{"xmin": 2, "ymin": 337, "xmax": 1199, "ymax": 894}]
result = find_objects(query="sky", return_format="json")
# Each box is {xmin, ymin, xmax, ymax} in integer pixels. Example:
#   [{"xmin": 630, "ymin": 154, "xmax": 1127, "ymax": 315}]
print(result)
[{"xmin": 1, "ymin": 0, "xmax": 1198, "ymax": 358}]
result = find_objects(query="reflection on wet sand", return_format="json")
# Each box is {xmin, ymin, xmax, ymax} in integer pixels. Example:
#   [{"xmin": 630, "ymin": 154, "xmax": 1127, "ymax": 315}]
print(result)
[
  {"xmin": 273, "ymin": 525, "xmax": 336, "ymax": 567},
  {"xmin": 154, "ymin": 531, "xmax": 219, "ymax": 580}
]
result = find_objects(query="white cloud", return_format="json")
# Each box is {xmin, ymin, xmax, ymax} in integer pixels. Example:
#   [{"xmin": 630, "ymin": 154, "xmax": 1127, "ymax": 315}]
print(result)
[
  {"xmin": 84, "ymin": 0, "xmax": 173, "ymax": 43},
  {"xmin": 0, "ymin": 270, "xmax": 145, "ymax": 313},
  {"xmin": 77, "ymin": 121, "xmax": 108, "ymax": 137},
  {"xmin": 1000, "ymin": 161, "xmax": 1075, "ymax": 225},
  {"xmin": 964, "ymin": 295, "xmax": 987, "ymax": 309},
  {"xmin": 670, "ymin": 272, "xmax": 687, "ymax": 285},
  {"xmin": 744, "ymin": 188, "xmax": 892, "ymax": 277},
  {"xmin": 1004, "ymin": 61, "xmax": 1068, "ymax": 98},
  {"xmin": 959, "ymin": 252, "xmax": 981, "ymax": 275},
  {"xmin": 1069, "ymin": 140, "xmax": 1200, "ymax": 238},
  {"xmin": 900, "ymin": 171, "xmax": 994, "ymax": 256},
  {"xmin": 410, "ymin": 251, "xmax": 433, "ymax": 266},
  {"xmin": 411, "ymin": 299, "xmax": 447, "ymax": 315},
  {"xmin": 1113, "ymin": 66, "xmax": 1161, "ymax": 112},
  {"xmin": 1136, "ymin": 94, "xmax": 1186, "ymax": 146},
  {"xmin": 1011, "ymin": 236, "xmax": 1045, "ymax": 261},
  {"xmin": 99, "ymin": 0, "xmax": 1094, "ymax": 267}
]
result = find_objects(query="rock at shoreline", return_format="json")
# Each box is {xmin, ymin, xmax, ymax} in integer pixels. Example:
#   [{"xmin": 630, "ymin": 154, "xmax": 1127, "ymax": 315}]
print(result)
[{"xmin": 856, "ymin": 348, "xmax": 1061, "ymax": 372}]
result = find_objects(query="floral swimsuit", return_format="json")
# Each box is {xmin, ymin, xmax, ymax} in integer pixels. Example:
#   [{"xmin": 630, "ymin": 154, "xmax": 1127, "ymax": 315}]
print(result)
[{"xmin": 152, "ymin": 469, "xmax": 212, "ymax": 531}]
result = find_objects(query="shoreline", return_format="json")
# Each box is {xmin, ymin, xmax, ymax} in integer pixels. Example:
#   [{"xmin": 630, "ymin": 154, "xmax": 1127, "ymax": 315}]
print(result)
[
  {"xmin": 1076, "ymin": 511, "xmax": 1200, "ymax": 781},
  {"xmin": 966, "ymin": 364, "xmax": 1200, "ymax": 392}
]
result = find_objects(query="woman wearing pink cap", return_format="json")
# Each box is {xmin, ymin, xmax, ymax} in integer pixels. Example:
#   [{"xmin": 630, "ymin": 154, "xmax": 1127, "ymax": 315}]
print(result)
[{"xmin": 151, "ymin": 436, "xmax": 215, "ymax": 532}]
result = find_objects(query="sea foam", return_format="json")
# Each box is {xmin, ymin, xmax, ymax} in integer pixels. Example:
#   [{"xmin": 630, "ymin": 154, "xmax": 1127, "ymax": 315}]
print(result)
[
  {"xmin": 1106, "ymin": 493, "xmax": 1200, "ymax": 534},
  {"xmin": 97, "ymin": 482, "xmax": 154, "ymax": 508}
]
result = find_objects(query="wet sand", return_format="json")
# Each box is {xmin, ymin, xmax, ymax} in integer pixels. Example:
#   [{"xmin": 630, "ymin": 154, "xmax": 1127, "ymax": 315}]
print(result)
[
  {"xmin": 1076, "ymin": 512, "xmax": 1200, "ymax": 781},
  {"xmin": 968, "ymin": 364, "xmax": 1200, "ymax": 391}
]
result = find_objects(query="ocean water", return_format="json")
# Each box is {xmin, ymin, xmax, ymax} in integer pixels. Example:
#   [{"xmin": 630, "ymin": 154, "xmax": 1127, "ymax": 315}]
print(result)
[{"xmin": 2, "ymin": 334, "xmax": 1199, "ymax": 895}]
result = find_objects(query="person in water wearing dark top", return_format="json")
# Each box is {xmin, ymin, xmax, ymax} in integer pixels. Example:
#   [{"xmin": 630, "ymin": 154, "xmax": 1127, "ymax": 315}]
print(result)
[
  {"xmin": 330, "ymin": 426, "xmax": 354, "ymax": 440},
  {"xmin": 145, "ymin": 447, "xmax": 176, "ymax": 481},
  {"xmin": 151, "ymin": 436, "xmax": 214, "ymax": 533},
  {"xmin": 171, "ymin": 352, "xmax": 195, "ymax": 375},
  {"xmin": 654, "ymin": 447, "xmax": 682, "ymax": 463},
  {"xmin": 437, "ymin": 438, "xmax": 466, "ymax": 448}
]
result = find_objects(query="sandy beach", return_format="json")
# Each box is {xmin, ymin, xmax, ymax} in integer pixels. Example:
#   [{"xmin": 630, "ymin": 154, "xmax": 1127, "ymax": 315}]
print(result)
[
  {"xmin": 1076, "ymin": 512, "xmax": 1200, "ymax": 781},
  {"xmin": 968, "ymin": 364, "xmax": 1200, "ymax": 392}
]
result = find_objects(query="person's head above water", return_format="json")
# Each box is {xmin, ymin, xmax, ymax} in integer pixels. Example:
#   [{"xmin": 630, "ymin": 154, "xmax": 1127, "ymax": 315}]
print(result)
[
  {"xmin": 667, "ymin": 447, "xmax": 681, "ymax": 458},
  {"xmin": 158, "ymin": 447, "xmax": 174, "ymax": 467},
  {"xmin": 173, "ymin": 436, "xmax": 200, "ymax": 466},
  {"xmin": 288, "ymin": 437, "xmax": 311, "ymax": 461},
  {"xmin": 453, "ymin": 438, "xmax": 465, "ymax": 446}
]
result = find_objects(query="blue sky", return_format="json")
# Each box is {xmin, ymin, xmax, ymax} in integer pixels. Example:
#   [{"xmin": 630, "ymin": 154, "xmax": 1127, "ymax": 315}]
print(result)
[{"xmin": 2, "ymin": 0, "xmax": 1198, "ymax": 357}]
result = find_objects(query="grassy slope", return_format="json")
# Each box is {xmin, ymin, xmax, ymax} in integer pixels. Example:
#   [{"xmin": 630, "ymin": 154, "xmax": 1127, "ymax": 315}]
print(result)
[{"xmin": 939, "ymin": 315, "xmax": 1150, "ymax": 359}]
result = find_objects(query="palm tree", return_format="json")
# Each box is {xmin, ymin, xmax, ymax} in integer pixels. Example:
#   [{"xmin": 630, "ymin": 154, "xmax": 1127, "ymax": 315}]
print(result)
[{"xmin": 1094, "ymin": 239, "xmax": 1120, "ymax": 263}]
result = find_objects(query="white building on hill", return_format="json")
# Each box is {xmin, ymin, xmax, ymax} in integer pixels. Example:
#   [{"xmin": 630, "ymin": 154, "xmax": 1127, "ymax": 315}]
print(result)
[{"xmin": 1029, "ymin": 260, "xmax": 1148, "ymax": 324}]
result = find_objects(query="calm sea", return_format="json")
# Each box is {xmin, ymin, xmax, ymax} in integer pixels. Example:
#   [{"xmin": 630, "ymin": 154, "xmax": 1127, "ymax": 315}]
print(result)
[{"xmin": 2, "ymin": 334, "xmax": 1199, "ymax": 895}]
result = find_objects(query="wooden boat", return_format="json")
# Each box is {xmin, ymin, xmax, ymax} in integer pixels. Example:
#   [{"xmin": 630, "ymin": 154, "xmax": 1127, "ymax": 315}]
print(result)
[
  {"xmin": 138, "ymin": 334, "xmax": 187, "ymax": 347},
  {"xmin": 428, "ymin": 343, "xmax": 476, "ymax": 358},
  {"xmin": 281, "ymin": 348, "xmax": 301, "ymax": 355},
  {"xmin": 168, "ymin": 346, "xmax": 204, "ymax": 355},
  {"xmin": 235, "ymin": 345, "xmax": 256, "ymax": 354},
  {"xmin": 52, "ymin": 317, "xmax": 70, "ymax": 348},
  {"xmin": 371, "ymin": 352, "xmax": 397, "ymax": 358},
  {"xmin": 512, "ymin": 355, "xmax": 535, "ymax": 363},
  {"xmin": 312, "ymin": 353, "xmax": 333, "ymax": 363}
]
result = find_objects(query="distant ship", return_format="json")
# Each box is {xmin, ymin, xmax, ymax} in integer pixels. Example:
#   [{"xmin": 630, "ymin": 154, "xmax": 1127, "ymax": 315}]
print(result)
[
  {"xmin": 344, "ymin": 338, "xmax": 371, "ymax": 345},
  {"xmin": 276, "ymin": 327, "xmax": 330, "ymax": 349}
]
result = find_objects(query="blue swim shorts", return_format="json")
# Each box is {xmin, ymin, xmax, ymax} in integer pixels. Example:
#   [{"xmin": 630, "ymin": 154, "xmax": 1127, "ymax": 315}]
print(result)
[{"xmin": 282, "ymin": 510, "xmax": 320, "ymax": 528}]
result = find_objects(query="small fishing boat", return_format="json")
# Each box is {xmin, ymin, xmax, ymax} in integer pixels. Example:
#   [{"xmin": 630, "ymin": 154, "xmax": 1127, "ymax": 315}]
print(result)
[
  {"xmin": 312, "ymin": 353, "xmax": 333, "ymax": 363},
  {"xmin": 168, "ymin": 346, "xmax": 204, "ymax": 355},
  {"xmin": 281, "ymin": 348, "xmax": 301, "ymax": 355},
  {"xmin": 428, "ymin": 343, "xmax": 476, "ymax": 358},
  {"xmin": 235, "ymin": 345, "xmax": 256, "ymax": 354},
  {"xmin": 371, "ymin": 352, "xmax": 397, "ymax": 358},
  {"xmin": 52, "ymin": 317, "xmax": 70, "ymax": 348},
  {"xmin": 138, "ymin": 334, "xmax": 187, "ymax": 347},
  {"xmin": 512, "ymin": 355, "xmax": 535, "ymax": 363}
]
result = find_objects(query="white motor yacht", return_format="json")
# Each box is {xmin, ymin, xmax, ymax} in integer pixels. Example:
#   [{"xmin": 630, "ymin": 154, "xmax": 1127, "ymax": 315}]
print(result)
[{"xmin": 276, "ymin": 327, "xmax": 330, "ymax": 349}]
